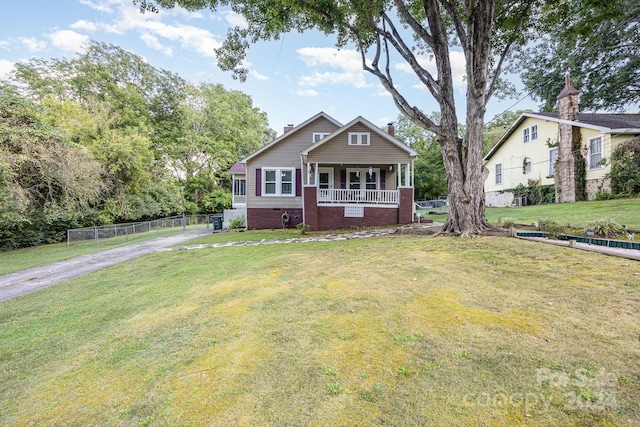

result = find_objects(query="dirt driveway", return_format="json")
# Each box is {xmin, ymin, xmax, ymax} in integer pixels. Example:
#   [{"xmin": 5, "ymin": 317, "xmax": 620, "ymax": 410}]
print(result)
[{"xmin": 0, "ymin": 228, "xmax": 211, "ymax": 302}]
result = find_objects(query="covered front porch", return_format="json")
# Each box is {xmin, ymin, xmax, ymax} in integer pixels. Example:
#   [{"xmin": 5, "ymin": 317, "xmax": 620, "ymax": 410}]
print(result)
[{"xmin": 302, "ymin": 162, "xmax": 415, "ymax": 206}]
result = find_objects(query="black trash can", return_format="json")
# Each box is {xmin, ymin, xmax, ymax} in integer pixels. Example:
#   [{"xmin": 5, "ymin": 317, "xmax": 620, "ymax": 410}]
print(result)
[{"xmin": 212, "ymin": 216, "xmax": 223, "ymax": 231}]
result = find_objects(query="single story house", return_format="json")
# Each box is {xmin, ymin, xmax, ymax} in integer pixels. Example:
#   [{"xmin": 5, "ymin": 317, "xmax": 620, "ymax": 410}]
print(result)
[
  {"xmin": 228, "ymin": 112, "xmax": 418, "ymax": 231},
  {"xmin": 484, "ymin": 78, "xmax": 640, "ymax": 207}
]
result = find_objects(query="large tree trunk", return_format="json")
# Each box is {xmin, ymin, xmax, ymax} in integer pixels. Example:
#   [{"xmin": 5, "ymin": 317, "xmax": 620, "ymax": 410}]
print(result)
[{"xmin": 433, "ymin": 0, "xmax": 495, "ymax": 236}]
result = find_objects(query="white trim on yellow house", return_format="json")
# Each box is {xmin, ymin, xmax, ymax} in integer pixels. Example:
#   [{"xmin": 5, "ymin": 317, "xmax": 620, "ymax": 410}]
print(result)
[{"xmin": 484, "ymin": 112, "xmax": 640, "ymax": 206}]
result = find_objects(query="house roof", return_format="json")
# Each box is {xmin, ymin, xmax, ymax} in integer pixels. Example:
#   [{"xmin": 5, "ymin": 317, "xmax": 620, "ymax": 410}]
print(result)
[
  {"xmin": 300, "ymin": 116, "xmax": 418, "ymax": 157},
  {"xmin": 484, "ymin": 112, "xmax": 640, "ymax": 162},
  {"xmin": 241, "ymin": 111, "xmax": 343, "ymax": 163},
  {"xmin": 228, "ymin": 161, "xmax": 246, "ymax": 174}
]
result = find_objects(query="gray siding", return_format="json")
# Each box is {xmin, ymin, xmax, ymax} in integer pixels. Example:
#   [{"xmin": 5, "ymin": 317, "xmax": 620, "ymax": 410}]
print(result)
[
  {"xmin": 307, "ymin": 123, "xmax": 412, "ymax": 164},
  {"xmin": 246, "ymin": 116, "xmax": 340, "ymax": 209}
]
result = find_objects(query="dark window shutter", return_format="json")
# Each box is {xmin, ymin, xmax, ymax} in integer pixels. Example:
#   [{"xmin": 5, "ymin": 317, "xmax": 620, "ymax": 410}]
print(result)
[
  {"xmin": 340, "ymin": 169, "xmax": 346, "ymax": 189},
  {"xmin": 255, "ymin": 168, "xmax": 261, "ymax": 196},
  {"xmin": 380, "ymin": 170, "xmax": 386, "ymax": 190},
  {"xmin": 296, "ymin": 168, "xmax": 302, "ymax": 196}
]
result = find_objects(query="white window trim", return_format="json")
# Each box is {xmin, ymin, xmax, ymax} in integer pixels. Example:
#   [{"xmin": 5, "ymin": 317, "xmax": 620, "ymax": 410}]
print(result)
[
  {"xmin": 495, "ymin": 163, "xmax": 503, "ymax": 185},
  {"xmin": 522, "ymin": 123, "xmax": 539, "ymax": 143},
  {"xmin": 348, "ymin": 132, "xmax": 370, "ymax": 145},
  {"xmin": 588, "ymin": 135, "xmax": 604, "ymax": 170},
  {"xmin": 233, "ymin": 178, "xmax": 246, "ymax": 196},
  {"xmin": 313, "ymin": 132, "xmax": 330, "ymax": 143},
  {"xmin": 263, "ymin": 167, "xmax": 296, "ymax": 197},
  {"xmin": 548, "ymin": 147, "xmax": 558, "ymax": 177}
]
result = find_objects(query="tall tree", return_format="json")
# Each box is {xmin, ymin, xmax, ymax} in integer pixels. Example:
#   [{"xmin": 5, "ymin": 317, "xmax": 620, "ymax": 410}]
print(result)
[
  {"xmin": 0, "ymin": 83, "xmax": 106, "ymax": 248},
  {"xmin": 519, "ymin": 0, "xmax": 640, "ymax": 111},
  {"xmin": 135, "ymin": 0, "xmax": 537, "ymax": 235}
]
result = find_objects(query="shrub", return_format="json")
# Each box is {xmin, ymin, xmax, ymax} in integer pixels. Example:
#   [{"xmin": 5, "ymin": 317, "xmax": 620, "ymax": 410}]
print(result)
[
  {"xmin": 610, "ymin": 137, "xmax": 640, "ymax": 196},
  {"xmin": 498, "ymin": 217, "xmax": 518, "ymax": 228},
  {"xmin": 587, "ymin": 218, "xmax": 623, "ymax": 238},
  {"xmin": 538, "ymin": 218, "xmax": 564, "ymax": 238},
  {"xmin": 230, "ymin": 216, "xmax": 245, "ymax": 230},
  {"xmin": 296, "ymin": 222, "xmax": 309, "ymax": 234}
]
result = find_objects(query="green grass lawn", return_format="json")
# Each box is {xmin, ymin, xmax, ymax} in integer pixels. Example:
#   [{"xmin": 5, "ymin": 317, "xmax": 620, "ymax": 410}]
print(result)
[
  {"xmin": 485, "ymin": 198, "xmax": 640, "ymax": 230},
  {"xmin": 1, "ymin": 236, "xmax": 638, "ymax": 426},
  {"xmin": 418, "ymin": 197, "xmax": 640, "ymax": 230}
]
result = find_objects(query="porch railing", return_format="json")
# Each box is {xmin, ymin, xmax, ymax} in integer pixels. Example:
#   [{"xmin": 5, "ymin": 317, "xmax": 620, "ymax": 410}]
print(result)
[{"xmin": 317, "ymin": 189, "xmax": 398, "ymax": 205}]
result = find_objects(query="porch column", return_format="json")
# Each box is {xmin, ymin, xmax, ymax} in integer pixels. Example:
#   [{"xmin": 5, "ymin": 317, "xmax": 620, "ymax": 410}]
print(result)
[
  {"xmin": 397, "ymin": 163, "xmax": 401, "ymax": 186},
  {"xmin": 315, "ymin": 162, "xmax": 319, "ymax": 187},
  {"xmin": 306, "ymin": 162, "xmax": 311, "ymax": 185},
  {"xmin": 404, "ymin": 163, "xmax": 410, "ymax": 187},
  {"xmin": 411, "ymin": 159, "xmax": 415, "ymax": 187}
]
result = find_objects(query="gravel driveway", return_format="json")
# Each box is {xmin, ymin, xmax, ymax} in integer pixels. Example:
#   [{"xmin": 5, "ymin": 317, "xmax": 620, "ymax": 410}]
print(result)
[{"xmin": 0, "ymin": 229, "xmax": 211, "ymax": 302}]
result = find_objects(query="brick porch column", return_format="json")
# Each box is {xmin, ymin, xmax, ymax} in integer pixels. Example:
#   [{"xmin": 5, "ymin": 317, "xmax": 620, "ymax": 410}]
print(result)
[
  {"xmin": 398, "ymin": 187, "xmax": 413, "ymax": 224},
  {"xmin": 303, "ymin": 186, "xmax": 318, "ymax": 231}
]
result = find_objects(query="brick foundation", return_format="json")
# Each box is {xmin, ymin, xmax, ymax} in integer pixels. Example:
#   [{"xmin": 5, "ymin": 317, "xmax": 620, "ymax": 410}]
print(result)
[{"xmin": 247, "ymin": 208, "xmax": 303, "ymax": 230}]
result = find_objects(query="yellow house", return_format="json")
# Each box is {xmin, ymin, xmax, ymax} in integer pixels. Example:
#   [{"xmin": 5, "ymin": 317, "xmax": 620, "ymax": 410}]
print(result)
[{"xmin": 484, "ymin": 81, "xmax": 640, "ymax": 206}]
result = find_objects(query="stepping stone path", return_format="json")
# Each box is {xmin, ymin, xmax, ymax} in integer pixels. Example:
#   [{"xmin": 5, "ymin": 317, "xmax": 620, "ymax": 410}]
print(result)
[{"xmin": 171, "ymin": 223, "xmax": 442, "ymax": 251}]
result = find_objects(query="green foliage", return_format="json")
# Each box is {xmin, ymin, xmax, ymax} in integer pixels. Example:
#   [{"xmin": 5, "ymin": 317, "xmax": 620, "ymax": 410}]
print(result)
[
  {"xmin": 296, "ymin": 222, "xmax": 309, "ymax": 235},
  {"xmin": 609, "ymin": 137, "xmax": 640, "ymax": 196},
  {"xmin": 2, "ymin": 42, "xmax": 273, "ymax": 248},
  {"xmin": 574, "ymin": 153, "xmax": 587, "ymax": 202},
  {"xmin": 498, "ymin": 217, "xmax": 518, "ymax": 228},
  {"xmin": 520, "ymin": 0, "xmax": 640, "ymax": 111},
  {"xmin": 394, "ymin": 115, "xmax": 447, "ymax": 200},
  {"xmin": 587, "ymin": 218, "xmax": 623, "ymax": 238},
  {"xmin": 505, "ymin": 180, "xmax": 555, "ymax": 205},
  {"xmin": 229, "ymin": 216, "xmax": 245, "ymax": 230},
  {"xmin": 538, "ymin": 218, "xmax": 565, "ymax": 238},
  {"xmin": 198, "ymin": 188, "xmax": 232, "ymax": 213}
]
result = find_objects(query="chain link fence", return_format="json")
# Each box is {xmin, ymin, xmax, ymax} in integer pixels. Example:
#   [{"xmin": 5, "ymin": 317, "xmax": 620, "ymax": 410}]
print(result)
[{"xmin": 67, "ymin": 214, "xmax": 221, "ymax": 245}]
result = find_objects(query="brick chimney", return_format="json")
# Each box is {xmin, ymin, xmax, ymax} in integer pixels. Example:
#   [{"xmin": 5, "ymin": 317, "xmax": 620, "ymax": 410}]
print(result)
[
  {"xmin": 386, "ymin": 122, "xmax": 394, "ymax": 137},
  {"xmin": 555, "ymin": 74, "xmax": 581, "ymax": 203},
  {"xmin": 284, "ymin": 124, "xmax": 294, "ymax": 133}
]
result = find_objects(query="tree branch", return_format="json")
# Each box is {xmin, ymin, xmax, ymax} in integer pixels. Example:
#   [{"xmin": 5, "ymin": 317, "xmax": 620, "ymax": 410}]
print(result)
[
  {"xmin": 441, "ymin": 0, "xmax": 468, "ymax": 53},
  {"xmin": 486, "ymin": 0, "xmax": 533, "ymax": 101}
]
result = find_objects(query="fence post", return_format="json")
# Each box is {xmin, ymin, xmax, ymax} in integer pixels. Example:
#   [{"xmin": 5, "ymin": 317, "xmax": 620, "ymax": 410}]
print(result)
[
  {"xmin": 182, "ymin": 213, "xmax": 186, "ymax": 231},
  {"xmin": 95, "ymin": 227, "xmax": 98, "ymax": 245}
]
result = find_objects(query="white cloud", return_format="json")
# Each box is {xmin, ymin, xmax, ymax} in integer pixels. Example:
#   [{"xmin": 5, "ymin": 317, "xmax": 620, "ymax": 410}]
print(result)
[
  {"xmin": 49, "ymin": 30, "xmax": 89, "ymax": 53},
  {"xmin": 0, "ymin": 59, "xmax": 15, "ymax": 80},
  {"xmin": 105, "ymin": 2, "xmax": 222, "ymax": 58},
  {"xmin": 222, "ymin": 11, "xmax": 248, "ymax": 29},
  {"xmin": 140, "ymin": 33, "xmax": 173, "ymax": 56},
  {"xmin": 18, "ymin": 37, "xmax": 46, "ymax": 52},
  {"xmin": 249, "ymin": 69, "xmax": 269, "ymax": 81},
  {"xmin": 79, "ymin": 0, "xmax": 114, "ymax": 13},
  {"xmin": 297, "ymin": 47, "xmax": 368, "ymax": 88},
  {"xmin": 71, "ymin": 20, "xmax": 98, "ymax": 31},
  {"xmin": 295, "ymin": 89, "xmax": 319, "ymax": 97},
  {"xmin": 394, "ymin": 51, "xmax": 467, "ymax": 87}
]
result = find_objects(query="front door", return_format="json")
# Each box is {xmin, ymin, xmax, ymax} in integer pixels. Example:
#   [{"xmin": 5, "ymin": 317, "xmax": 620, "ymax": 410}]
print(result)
[{"xmin": 318, "ymin": 167, "xmax": 334, "ymax": 189}]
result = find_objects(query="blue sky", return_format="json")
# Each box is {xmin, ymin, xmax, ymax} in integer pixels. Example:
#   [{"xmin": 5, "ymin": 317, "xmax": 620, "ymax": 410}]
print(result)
[{"xmin": 0, "ymin": 0, "xmax": 539, "ymax": 134}]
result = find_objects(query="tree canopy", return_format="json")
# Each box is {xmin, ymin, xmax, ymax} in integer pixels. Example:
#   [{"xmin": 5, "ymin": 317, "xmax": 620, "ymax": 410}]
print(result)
[
  {"xmin": 519, "ymin": 0, "xmax": 640, "ymax": 111},
  {"xmin": 1, "ymin": 41, "xmax": 273, "ymax": 249}
]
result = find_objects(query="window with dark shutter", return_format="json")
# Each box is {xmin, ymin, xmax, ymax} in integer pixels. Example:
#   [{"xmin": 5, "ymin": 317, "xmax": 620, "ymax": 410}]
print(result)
[
  {"xmin": 296, "ymin": 168, "xmax": 302, "ymax": 196},
  {"xmin": 380, "ymin": 170, "xmax": 386, "ymax": 190},
  {"xmin": 340, "ymin": 169, "xmax": 346, "ymax": 189}
]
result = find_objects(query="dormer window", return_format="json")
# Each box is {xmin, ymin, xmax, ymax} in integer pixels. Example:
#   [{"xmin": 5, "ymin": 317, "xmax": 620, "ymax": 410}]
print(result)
[
  {"xmin": 348, "ymin": 132, "xmax": 370, "ymax": 145},
  {"xmin": 313, "ymin": 132, "xmax": 329, "ymax": 143}
]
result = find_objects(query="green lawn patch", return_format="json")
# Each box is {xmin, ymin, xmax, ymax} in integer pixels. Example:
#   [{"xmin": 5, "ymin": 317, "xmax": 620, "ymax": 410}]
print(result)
[
  {"xmin": 486, "ymin": 198, "xmax": 640, "ymax": 230},
  {"xmin": 1, "ymin": 236, "xmax": 638, "ymax": 425}
]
